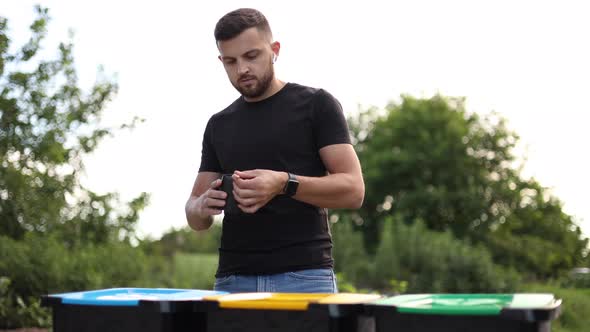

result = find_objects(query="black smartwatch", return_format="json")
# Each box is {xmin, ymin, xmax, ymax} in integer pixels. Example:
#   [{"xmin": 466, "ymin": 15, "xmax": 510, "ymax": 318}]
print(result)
[{"xmin": 283, "ymin": 172, "xmax": 299, "ymax": 197}]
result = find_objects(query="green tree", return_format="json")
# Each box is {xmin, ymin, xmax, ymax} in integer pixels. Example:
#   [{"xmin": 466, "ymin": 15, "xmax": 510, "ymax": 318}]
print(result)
[
  {"xmin": 0, "ymin": 7, "xmax": 153, "ymax": 328},
  {"xmin": 347, "ymin": 94, "xmax": 587, "ymax": 278},
  {"xmin": 0, "ymin": 6, "xmax": 148, "ymax": 245}
]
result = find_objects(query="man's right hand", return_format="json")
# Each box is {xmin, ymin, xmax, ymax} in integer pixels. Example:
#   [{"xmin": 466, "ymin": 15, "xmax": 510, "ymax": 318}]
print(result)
[
  {"xmin": 196, "ymin": 178, "xmax": 227, "ymax": 217},
  {"xmin": 186, "ymin": 172, "xmax": 225, "ymax": 231}
]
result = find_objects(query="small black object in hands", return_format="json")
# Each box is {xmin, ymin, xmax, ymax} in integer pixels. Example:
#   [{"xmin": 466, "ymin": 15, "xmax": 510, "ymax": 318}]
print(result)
[{"xmin": 221, "ymin": 174, "xmax": 241, "ymax": 215}]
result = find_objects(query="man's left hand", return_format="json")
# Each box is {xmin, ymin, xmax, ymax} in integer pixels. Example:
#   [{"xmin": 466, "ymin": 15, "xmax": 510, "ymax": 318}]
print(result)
[{"xmin": 232, "ymin": 169, "xmax": 287, "ymax": 213}]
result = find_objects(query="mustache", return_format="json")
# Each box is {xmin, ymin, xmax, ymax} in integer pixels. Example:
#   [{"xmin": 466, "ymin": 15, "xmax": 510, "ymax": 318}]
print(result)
[{"xmin": 238, "ymin": 75, "xmax": 257, "ymax": 82}]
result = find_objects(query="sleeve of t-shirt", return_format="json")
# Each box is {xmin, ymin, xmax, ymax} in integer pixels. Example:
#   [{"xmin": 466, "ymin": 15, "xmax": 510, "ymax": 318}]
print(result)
[
  {"xmin": 198, "ymin": 117, "xmax": 222, "ymax": 173},
  {"xmin": 312, "ymin": 89, "xmax": 352, "ymax": 149}
]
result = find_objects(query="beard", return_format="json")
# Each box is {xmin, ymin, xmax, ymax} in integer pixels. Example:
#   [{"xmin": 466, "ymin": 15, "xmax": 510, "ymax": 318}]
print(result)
[{"xmin": 232, "ymin": 64, "xmax": 274, "ymax": 99}]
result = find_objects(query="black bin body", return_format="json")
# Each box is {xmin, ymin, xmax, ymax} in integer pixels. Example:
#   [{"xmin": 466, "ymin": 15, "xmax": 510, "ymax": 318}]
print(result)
[
  {"xmin": 41, "ymin": 287, "xmax": 227, "ymax": 332},
  {"xmin": 367, "ymin": 293, "xmax": 561, "ymax": 332},
  {"xmin": 204, "ymin": 293, "xmax": 381, "ymax": 332}
]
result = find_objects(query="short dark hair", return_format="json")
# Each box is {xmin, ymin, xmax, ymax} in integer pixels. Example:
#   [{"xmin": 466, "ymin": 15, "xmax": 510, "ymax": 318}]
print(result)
[{"xmin": 214, "ymin": 8, "xmax": 272, "ymax": 42}]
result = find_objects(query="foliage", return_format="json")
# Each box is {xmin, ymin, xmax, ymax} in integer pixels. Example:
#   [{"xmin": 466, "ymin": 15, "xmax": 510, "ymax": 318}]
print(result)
[
  {"xmin": 0, "ymin": 6, "xmax": 148, "ymax": 244},
  {"xmin": 559, "ymin": 268, "xmax": 590, "ymax": 289},
  {"xmin": 0, "ymin": 233, "xmax": 152, "ymax": 328},
  {"xmin": 0, "ymin": 6, "xmax": 155, "ymax": 327},
  {"xmin": 523, "ymin": 282, "xmax": 590, "ymax": 332},
  {"xmin": 143, "ymin": 224, "xmax": 222, "ymax": 257},
  {"xmin": 167, "ymin": 253, "xmax": 218, "ymax": 290},
  {"xmin": 0, "ymin": 277, "xmax": 50, "ymax": 329},
  {"xmin": 347, "ymin": 95, "xmax": 588, "ymax": 278},
  {"xmin": 371, "ymin": 216, "xmax": 521, "ymax": 293},
  {"xmin": 331, "ymin": 215, "xmax": 520, "ymax": 294},
  {"xmin": 330, "ymin": 214, "xmax": 372, "ymax": 286}
]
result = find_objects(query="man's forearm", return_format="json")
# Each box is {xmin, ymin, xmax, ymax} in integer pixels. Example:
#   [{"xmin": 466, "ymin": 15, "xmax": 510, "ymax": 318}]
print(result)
[
  {"xmin": 185, "ymin": 197, "xmax": 213, "ymax": 231},
  {"xmin": 292, "ymin": 172, "xmax": 364, "ymax": 209}
]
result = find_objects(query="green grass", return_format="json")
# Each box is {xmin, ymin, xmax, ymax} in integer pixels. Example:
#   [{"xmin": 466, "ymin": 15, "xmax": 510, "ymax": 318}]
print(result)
[
  {"xmin": 170, "ymin": 252, "xmax": 218, "ymax": 290},
  {"xmin": 523, "ymin": 283, "xmax": 590, "ymax": 332}
]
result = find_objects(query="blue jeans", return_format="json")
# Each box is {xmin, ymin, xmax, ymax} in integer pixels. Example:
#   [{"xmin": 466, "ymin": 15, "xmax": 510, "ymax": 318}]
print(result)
[{"xmin": 213, "ymin": 268, "xmax": 338, "ymax": 293}]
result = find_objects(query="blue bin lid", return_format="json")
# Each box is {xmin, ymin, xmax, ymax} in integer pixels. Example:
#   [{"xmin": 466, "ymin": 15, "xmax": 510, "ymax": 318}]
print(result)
[{"xmin": 45, "ymin": 288, "xmax": 227, "ymax": 306}]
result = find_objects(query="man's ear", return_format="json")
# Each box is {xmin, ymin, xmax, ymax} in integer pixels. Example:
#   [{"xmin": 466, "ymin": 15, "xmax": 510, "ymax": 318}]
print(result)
[
  {"xmin": 218, "ymin": 55, "xmax": 223, "ymax": 62},
  {"xmin": 271, "ymin": 41, "xmax": 281, "ymax": 60}
]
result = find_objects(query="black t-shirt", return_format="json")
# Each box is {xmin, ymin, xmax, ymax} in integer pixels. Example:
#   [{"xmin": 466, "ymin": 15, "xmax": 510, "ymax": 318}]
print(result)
[{"xmin": 199, "ymin": 82, "xmax": 351, "ymax": 277}]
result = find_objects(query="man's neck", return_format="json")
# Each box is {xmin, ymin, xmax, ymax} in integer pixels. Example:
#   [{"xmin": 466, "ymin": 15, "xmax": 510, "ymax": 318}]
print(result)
[{"xmin": 243, "ymin": 78, "xmax": 286, "ymax": 102}]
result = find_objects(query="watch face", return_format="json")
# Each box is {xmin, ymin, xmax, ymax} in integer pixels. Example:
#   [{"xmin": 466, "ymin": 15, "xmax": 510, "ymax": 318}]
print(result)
[{"xmin": 286, "ymin": 177, "xmax": 299, "ymax": 196}]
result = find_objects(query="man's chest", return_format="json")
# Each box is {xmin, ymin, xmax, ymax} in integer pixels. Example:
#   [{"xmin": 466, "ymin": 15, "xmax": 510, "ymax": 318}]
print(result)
[{"xmin": 212, "ymin": 109, "xmax": 317, "ymax": 171}]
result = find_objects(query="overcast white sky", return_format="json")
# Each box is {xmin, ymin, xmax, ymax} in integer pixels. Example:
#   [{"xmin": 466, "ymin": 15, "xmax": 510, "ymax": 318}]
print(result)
[{"xmin": 2, "ymin": 0, "xmax": 589, "ymax": 239}]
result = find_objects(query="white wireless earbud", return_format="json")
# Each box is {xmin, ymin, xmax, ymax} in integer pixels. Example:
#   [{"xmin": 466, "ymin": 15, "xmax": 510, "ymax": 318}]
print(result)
[{"xmin": 272, "ymin": 54, "xmax": 277, "ymax": 64}]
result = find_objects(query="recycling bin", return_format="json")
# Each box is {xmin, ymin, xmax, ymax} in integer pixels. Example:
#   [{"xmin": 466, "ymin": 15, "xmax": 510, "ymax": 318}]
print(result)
[
  {"xmin": 41, "ymin": 287, "xmax": 227, "ymax": 332},
  {"xmin": 367, "ymin": 293, "xmax": 562, "ymax": 332},
  {"xmin": 201, "ymin": 292, "xmax": 382, "ymax": 332}
]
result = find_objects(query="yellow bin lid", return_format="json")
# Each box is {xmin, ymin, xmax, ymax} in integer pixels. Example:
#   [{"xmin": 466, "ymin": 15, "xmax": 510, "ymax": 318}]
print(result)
[
  {"xmin": 318, "ymin": 293, "xmax": 382, "ymax": 304},
  {"xmin": 203, "ymin": 293, "xmax": 381, "ymax": 311}
]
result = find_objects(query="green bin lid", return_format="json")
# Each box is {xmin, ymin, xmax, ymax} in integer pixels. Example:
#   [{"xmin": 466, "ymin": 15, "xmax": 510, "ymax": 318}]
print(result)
[{"xmin": 372, "ymin": 293, "xmax": 559, "ymax": 316}]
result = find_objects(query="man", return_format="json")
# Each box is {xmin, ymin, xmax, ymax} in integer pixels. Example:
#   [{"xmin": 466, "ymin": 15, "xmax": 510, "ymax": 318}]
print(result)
[{"xmin": 185, "ymin": 8, "xmax": 364, "ymax": 293}]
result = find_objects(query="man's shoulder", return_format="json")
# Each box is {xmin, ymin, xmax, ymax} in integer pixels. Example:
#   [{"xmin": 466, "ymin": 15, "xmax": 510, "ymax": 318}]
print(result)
[
  {"xmin": 285, "ymin": 82, "xmax": 322, "ymax": 97},
  {"xmin": 282, "ymin": 82, "xmax": 338, "ymax": 104},
  {"xmin": 288, "ymin": 83, "xmax": 334, "ymax": 98}
]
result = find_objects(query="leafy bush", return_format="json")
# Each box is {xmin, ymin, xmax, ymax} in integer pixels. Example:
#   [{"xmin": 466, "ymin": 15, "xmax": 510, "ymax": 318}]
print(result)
[
  {"xmin": 167, "ymin": 253, "xmax": 218, "ymax": 290},
  {"xmin": 0, "ymin": 233, "xmax": 152, "ymax": 328},
  {"xmin": 524, "ymin": 283, "xmax": 590, "ymax": 332},
  {"xmin": 0, "ymin": 277, "xmax": 51, "ymax": 328},
  {"xmin": 372, "ymin": 217, "xmax": 521, "ymax": 293},
  {"xmin": 560, "ymin": 268, "xmax": 590, "ymax": 289},
  {"xmin": 331, "ymin": 214, "xmax": 373, "ymax": 288},
  {"xmin": 332, "ymin": 215, "xmax": 521, "ymax": 293},
  {"xmin": 143, "ymin": 224, "xmax": 222, "ymax": 256}
]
